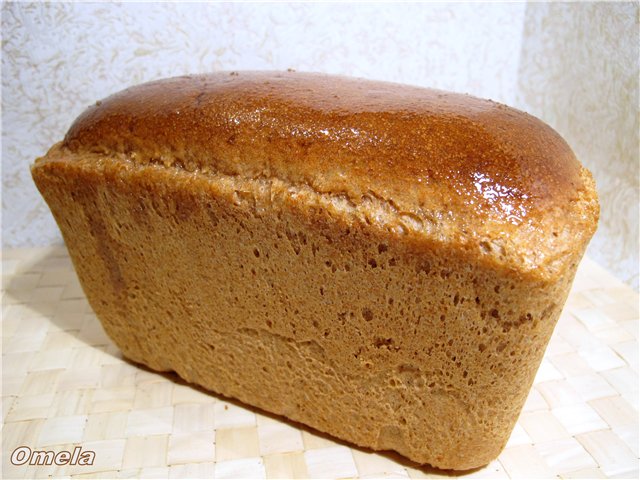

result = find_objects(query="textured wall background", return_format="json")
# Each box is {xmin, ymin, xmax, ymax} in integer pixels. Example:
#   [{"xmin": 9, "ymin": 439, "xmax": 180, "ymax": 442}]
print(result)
[
  {"xmin": 517, "ymin": 1, "xmax": 639, "ymax": 290},
  {"xmin": 2, "ymin": 2, "xmax": 638, "ymax": 288}
]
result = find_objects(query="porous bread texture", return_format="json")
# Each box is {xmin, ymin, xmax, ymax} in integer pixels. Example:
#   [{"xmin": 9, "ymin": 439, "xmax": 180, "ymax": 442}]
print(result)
[{"xmin": 33, "ymin": 147, "xmax": 590, "ymax": 470}]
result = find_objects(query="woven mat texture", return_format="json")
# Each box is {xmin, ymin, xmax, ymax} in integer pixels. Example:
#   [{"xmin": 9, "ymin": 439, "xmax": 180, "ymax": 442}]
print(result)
[{"xmin": 2, "ymin": 247, "xmax": 638, "ymax": 479}]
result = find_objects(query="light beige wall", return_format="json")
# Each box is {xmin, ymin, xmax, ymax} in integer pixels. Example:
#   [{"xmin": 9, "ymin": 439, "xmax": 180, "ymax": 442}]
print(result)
[
  {"xmin": 516, "ymin": 1, "xmax": 639, "ymax": 289},
  {"xmin": 2, "ymin": 2, "xmax": 638, "ymax": 288},
  {"xmin": 2, "ymin": 2, "xmax": 528, "ymax": 245}
]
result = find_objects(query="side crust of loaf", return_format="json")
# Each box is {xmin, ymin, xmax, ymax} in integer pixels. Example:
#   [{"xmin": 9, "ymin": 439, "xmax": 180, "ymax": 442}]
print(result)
[{"xmin": 32, "ymin": 148, "xmax": 593, "ymax": 469}]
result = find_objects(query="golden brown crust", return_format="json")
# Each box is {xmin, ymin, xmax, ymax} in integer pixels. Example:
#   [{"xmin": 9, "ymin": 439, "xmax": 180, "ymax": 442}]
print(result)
[
  {"xmin": 57, "ymin": 72, "xmax": 597, "ymax": 278},
  {"xmin": 63, "ymin": 71, "xmax": 581, "ymax": 211}
]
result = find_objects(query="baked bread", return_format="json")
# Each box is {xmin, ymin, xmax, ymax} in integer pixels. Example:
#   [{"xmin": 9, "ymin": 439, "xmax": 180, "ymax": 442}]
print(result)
[{"xmin": 31, "ymin": 71, "xmax": 599, "ymax": 470}]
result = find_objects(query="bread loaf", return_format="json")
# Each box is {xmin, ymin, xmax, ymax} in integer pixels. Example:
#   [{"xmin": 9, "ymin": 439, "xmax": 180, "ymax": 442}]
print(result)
[{"xmin": 31, "ymin": 71, "xmax": 598, "ymax": 470}]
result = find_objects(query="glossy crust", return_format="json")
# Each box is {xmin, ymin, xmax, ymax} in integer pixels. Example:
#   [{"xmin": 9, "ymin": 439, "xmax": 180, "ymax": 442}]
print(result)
[{"xmin": 61, "ymin": 71, "xmax": 598, "ymax": 278}]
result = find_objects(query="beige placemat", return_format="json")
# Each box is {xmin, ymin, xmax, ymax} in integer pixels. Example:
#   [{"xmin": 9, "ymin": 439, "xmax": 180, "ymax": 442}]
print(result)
[{"xmin": 2, "ymin": 246, "xmax": 638, "ymax": 479}]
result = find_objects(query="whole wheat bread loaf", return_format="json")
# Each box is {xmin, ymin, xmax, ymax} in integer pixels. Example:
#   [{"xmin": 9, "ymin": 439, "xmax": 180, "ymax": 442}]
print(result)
[{"xmin": 31, "ymin": 71, "xmax": 599, "ymax": 469}]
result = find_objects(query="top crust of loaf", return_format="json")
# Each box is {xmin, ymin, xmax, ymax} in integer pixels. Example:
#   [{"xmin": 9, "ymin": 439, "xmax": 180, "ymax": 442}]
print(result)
[{"xmin": 46, "ymin": 71, "xmax": 598, "ymax": 278}]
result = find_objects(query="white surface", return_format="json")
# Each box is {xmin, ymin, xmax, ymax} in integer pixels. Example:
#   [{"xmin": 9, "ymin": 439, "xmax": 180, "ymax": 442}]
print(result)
[{"xmin": 2, "ymin": 2, "xmax": 638, "ymax": 288}]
